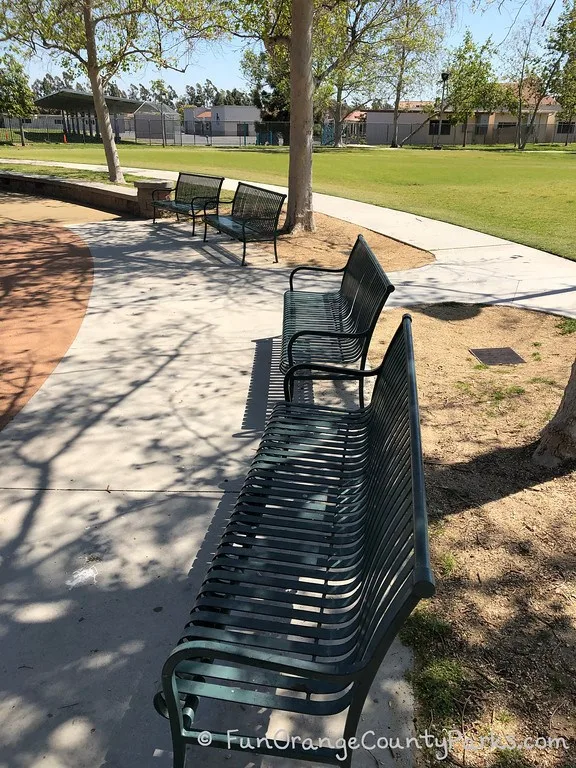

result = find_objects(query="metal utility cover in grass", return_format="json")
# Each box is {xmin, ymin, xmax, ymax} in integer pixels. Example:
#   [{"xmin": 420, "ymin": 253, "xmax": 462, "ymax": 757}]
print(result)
[{"xmin": 470, "ymin": 347, "xmax": 526, "ymax": 365}]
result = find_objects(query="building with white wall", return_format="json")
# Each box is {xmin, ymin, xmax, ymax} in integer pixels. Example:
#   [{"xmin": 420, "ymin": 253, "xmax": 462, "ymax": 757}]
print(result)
[
  {"xmin": 183, "ymin": 105, "xmax": 261, "ymax": 137},
  {"xmin": 364, "ymin": 98, "xmax": 570, "ymax": 146}
]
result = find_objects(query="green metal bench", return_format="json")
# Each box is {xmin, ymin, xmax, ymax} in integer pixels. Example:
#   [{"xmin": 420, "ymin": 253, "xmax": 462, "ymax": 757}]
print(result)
[
  {"xmin": 154, "ymin": 315, "xmax": 435, "ymax": 768},
  {"xmin": 203, "ymin": 182, "xmax": 286, "ymax": 266},
  {"xmin": 282, "ymin": 235, "xmax": 395, "ymax": 405},
  {"xmin": 152, "ymin": 173, "xmax": 224, "ymax": 235}
]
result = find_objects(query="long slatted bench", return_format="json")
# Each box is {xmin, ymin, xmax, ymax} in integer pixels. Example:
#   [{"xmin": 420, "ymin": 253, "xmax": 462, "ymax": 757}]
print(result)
[
  {"xmin": 154, "ymin": 315, "xmax": 435, "ymax": 768},
  {"xmin": 203, "ymin": 182, "xmax": 286, "ymax": 266},
  {"xmin": 152, "ymin": 172, "xmax": 224, "ymax": 235},
  {"xmin": 282, "ymin": 235, "xmax": 395, "ymax": 405}
]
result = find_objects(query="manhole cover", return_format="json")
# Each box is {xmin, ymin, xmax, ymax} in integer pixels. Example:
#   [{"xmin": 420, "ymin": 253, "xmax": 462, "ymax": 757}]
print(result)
[{"xmin": 470, "ymin": 347, "xmax": 526, "ymax": 366}]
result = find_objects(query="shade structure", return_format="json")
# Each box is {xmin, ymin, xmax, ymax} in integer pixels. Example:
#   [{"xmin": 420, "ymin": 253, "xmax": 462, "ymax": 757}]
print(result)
[{"xmin": 35, "ymin": 89, "xmax": 146, "ymax": 114}]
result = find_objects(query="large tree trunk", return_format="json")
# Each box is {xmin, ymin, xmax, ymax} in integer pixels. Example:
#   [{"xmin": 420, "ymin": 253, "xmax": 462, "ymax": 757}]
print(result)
[
  {"xmin": 83, "ymin": 0, "xmax": 125, "ymax": 183},
  {"xmin": 462, "ymin": 118, "xmax": 468, "ymax": 147},
  {"xmin": 285, "ymin": 0, "xmax": 314, "ymax": 232},
  {"xmin": 533, "ymin": 358, "xmax": 576, "ymax": 467}
]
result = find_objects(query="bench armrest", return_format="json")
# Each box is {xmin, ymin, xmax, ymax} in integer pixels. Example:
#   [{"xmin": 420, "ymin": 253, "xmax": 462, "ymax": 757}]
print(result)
[
  {"xmin": 191, "ymin": 194, "xmax": 218, "ymax": 206},
  {"xmin": 287, "ymin": 328, "xmax": 367, "ymax": 368},
  {"xmin": 289, "ymin": 265, "xmax": 346, "ymax": 291},
  {"xmin": 284, "ymin": 362, "xmax": 378, "ymax": 400}
]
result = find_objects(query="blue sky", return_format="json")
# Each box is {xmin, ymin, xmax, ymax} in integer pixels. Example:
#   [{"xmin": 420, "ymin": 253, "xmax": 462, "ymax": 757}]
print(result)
[{"xmin": 21, "ymin": 1, "xmax": 560, "ymax": 99}]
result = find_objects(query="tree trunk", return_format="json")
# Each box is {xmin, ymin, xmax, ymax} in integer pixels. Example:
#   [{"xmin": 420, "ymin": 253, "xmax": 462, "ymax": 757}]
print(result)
[
  {"xmin": 462, "ymin": 118, "xmax": 467, "ymax": 148},
  {"xmin": 400, "ymin": 113, "xmax": 435, "ymax": 147},
  {"xmin": 285, "ymin": 0, "xmax": 314, "ymax": 232},
  {"xmin": 82, "ymin": 0, "xmax": 125, "ymax": 183},
  {"xmin": 333, "ymin": 83, "xmax": 344, "ymax": 147},
  {"xmin": 533, "ymin": 358, "xmax": 576, "ymax": 467},
  {"xmin": 19, "ymin": 118, "xmax": 25, "ymax": 147},
  {"xmin": 516, "ymin": 86, "xmax": 523, "ymax": 148},
  {"xmin": 391, "ymin": 48, "xmax": 406, "ymax": 148}
]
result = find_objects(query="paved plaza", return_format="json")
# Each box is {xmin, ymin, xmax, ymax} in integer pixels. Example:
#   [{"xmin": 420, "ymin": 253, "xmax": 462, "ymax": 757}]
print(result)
[{"xmin": 0, "ymin": 172, "xmax": 574, "ymax": 767}]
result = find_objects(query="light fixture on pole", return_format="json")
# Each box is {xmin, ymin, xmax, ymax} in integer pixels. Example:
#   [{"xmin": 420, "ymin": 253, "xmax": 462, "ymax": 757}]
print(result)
[{"xmin": 434, "ymin": 71, "xmax": 450, "ymax": 149}]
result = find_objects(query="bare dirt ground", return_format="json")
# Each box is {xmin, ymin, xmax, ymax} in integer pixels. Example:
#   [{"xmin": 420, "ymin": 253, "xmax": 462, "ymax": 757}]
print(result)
[
  {"xmin": 371, "ymin": 304, "xmax": 576, "ymax": 768},
  {"xmin": 277, "ymin": 211, "xmax": 434, "ymax": 271}
]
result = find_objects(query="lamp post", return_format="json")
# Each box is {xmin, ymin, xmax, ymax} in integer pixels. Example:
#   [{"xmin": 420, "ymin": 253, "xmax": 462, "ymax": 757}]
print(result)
[{"xmin": 435, "ymin": 71, "xmax": 450, "ymax": 149}]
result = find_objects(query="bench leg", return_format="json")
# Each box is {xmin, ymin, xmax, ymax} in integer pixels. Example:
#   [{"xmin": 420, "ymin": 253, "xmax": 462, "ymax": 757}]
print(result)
[
  {"xmin": 171, "ymin": 737, "xmax": 187, "ymax": 768},
  {"xmin": 191, "ymin": 209, "xmax": 196, "ymax": 237},
  {"xmin": 152, "ymin": 206, "xmax": 157, "ymax": 225},
  {"xmin": 241, "ymin": 239, "xmax": 247, "ymax": 266},
  {"xmin": 273, "ymin": 236, "xmax": 278, "ymax": 263},
  {"xmin": 203, "ymin": 219, "xmax": 208, "ymax": 242}
]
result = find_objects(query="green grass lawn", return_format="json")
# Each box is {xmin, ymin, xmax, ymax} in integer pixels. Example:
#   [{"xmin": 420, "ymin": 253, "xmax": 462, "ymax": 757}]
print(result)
[
  {"xmin": 0, "ymin": 163, "xmax": 142, "ymax": 185},
  {"xmin": 1, "ymin": 143, "xmax": 575, "ymax": 261}
]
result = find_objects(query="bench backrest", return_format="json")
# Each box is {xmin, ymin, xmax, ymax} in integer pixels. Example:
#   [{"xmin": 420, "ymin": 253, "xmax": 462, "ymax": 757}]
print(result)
[
  {"xmin": 353, "ymin": 315, "xmax": 435, "ymax": 668},
  {"xmin": 175, "ymin": 173, "xmax": 224, "ymax": 204},
  {"xmin": 339, "ymin": 235, "xmax": 395, "ymax": 344},
  {"xmin": 231, "ymin": 182, "xmax": 286, "ymax": 234}
]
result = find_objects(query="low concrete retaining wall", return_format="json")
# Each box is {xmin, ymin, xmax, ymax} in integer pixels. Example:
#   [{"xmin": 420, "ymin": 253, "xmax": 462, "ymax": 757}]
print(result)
[{"xmin": 0, "ymin": 171, "xmax": 175, "ymax": 218}]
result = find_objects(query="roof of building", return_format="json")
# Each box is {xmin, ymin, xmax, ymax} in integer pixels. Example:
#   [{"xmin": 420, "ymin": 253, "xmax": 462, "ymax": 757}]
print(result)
[
  {"xmin": 35, "ymin": 89, "xmax": 147, "ymax": 114},
  {"xmin": 398, "ymin": 100, "xmax": 433, "ymax": 110},
  {"xmin": 344, "ymin": 110, "xmax": 366, "ymax": 122}
]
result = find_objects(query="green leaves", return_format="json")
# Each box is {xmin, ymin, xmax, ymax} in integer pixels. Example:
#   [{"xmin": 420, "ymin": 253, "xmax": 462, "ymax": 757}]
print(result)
[
  {"xmin": 0, "ymin": 54, "xmax": 36, "ymax": 116},
  {"xmin": 446, "ymin": 31, "xmax": 502, "ymax": 125}
]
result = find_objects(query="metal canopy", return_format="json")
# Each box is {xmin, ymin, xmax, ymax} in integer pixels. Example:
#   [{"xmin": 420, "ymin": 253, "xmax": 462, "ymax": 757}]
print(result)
[{"xmin": 35, "ymin": 89, "xmax": 146, "ymax": 114}]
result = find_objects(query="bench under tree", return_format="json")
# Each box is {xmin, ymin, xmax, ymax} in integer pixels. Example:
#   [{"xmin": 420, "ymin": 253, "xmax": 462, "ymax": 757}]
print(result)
[
  {"xmin": 203, "ymin": 182, "xmax": 286, "ymax": 266},
  {"xmin": 154, "ymin": 314, "xmax": 435, "ymax": 768},
  {"xmin": 282, "ymin": 234, "xmax": 395, "ymax": 405},
  {"xmin": 152, "ymin": 173, "xmax": 225, "ymax": 235}
]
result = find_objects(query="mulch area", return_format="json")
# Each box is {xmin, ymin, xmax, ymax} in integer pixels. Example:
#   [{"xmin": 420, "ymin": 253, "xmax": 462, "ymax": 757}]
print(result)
[
  {"xmin": 0, "ymin": 223, "xmax": 93, "ymax": 429},
  {"xmin": 276, "ymin": 211, "xmax": 433, "ymax": 271}
]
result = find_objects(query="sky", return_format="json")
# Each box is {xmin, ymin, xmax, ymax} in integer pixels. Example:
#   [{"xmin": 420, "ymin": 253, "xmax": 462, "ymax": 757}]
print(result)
[{"xmin": 20, "ymin": 0, "xmax": 561, "ymax": 101}]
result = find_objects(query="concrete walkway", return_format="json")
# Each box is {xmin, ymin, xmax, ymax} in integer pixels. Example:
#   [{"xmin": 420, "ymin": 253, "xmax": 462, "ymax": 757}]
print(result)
[
  {"xmin": 1, "ymin": 160, "xmax": 574, "ymax": 768},
  {"xmin": 1, "ymin": 157, "xmax": 575, "ymax": 317},
  {"xmin": 0, "ymin": 218, "xmax": 414, "ymax": 768}
]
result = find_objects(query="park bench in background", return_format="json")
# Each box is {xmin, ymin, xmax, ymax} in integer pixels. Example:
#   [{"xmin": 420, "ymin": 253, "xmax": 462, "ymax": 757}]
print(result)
[
  {"xmin": 154, "ymin": 315, "xmax": 435, "ymax": 768},
  {"xmin": 152, "ymin": 172, "xmax": 224, "ymax": 235},
  {"xmin": 203, "ymin": 182, "xmax": 286, "ymax": 266},
  {"xmin": 282, "ymin": 234, "xmax": 395, "ymax": 404}
]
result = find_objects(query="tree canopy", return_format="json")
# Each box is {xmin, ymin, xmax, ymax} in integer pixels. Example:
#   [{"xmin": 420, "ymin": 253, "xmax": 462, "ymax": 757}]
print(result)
[{"xmin": 0, "ymin": 54, "xmax": 36, "ymax": 117}]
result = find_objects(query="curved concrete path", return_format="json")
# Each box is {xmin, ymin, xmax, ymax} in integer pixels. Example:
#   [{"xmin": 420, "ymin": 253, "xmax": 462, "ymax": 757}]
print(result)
[
  {"xmin": 0, "ymin": 161, "xmax": 574, "ymax": 768},
  {"xmin": 0, "ymin": 212, "xmax": 415, "ymax": 768},
  {"xmin": 2, "ymin": 157, "xmax": 575, "ymax": 317}
]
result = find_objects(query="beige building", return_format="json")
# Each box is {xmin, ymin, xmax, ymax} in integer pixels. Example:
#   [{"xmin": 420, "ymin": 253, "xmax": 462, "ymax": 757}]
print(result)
[{"xmin": 364, "ymin": 97, "xmax": 573, "ymax": 146}]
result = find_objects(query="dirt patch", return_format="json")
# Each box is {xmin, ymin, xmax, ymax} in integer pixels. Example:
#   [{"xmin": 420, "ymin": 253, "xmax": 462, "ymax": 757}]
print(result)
[
  {"xmin": 0, "ymin": 190, "xmax": 121, "ymax": 225},
  {"xmin": 370, "ymin": 304, "xmax": 576, "ymax": 767},
  {"xmin": 276, "ymin": 211, "xmax": 433, "ymax": 271},
  {"xmin": 0, "ymin": 223, "xmax": 93, "ymax": 429}
]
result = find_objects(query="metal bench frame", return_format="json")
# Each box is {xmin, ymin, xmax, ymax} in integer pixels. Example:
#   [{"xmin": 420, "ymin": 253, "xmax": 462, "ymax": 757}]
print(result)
[
  {"xmin": 203, "ymin": 182, "xmax": 286, "ymax": 266},
  {"xmin": 154, "ymin": 315, "xmax": 435, "ymax": 768},
  {"xmin": 282, "ymin": 235, "xmax": 395, "ymax": 406},
  {"xmin": 152, "ymin": 172, "xmax": 224, "ymax": 235}
]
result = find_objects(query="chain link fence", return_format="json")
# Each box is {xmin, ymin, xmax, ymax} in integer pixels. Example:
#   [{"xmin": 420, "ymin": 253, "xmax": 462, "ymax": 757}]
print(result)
[
  {"xmin": 1, "ymin": 113, "xmax": 574, "ymax": 148},
  {"xmin": 365, "ymin": 120, "xmax": 576, "ymax": 147}
]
